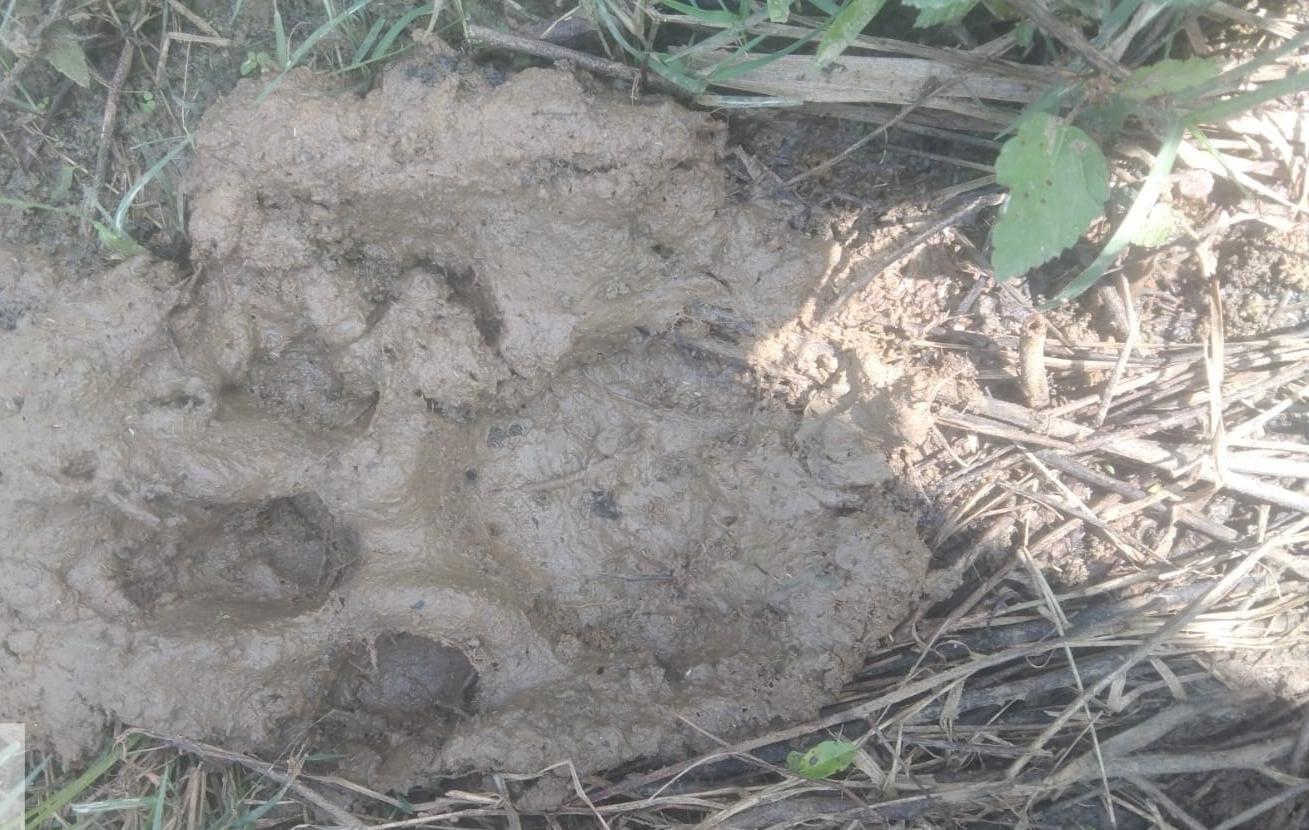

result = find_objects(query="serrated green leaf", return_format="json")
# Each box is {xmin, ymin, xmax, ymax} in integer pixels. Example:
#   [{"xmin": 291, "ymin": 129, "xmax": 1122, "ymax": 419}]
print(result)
[
  {"xmin": 1120, "ymin": 57, "xmax": 1219, "ymax": 101},
  {"xmin": 1048, "ymin": 118, "xmax": 1184, "ymax": 304},
  {"xmin": 1131, "ymin": 202, "xmax": 1182, "ymax": 248},
  {"xmin": 786, "ymin": 740, "xmax": 858, "ymax": 780},
  {"xmin": 767, "ymin": 0, "xmax": 790, "ymax": 22},
  {"xmin": 904, "ymin": 0, "xmax": 977, "ymax": 27},
  {"xmin": 814, "ymin": 0, "xmax": 889, "ymax": 68},
  {"xmin": 991, "ymin": 113, "xmax": 1110, "ymax": 280},
  {"xmin": 44, "ymin": 24, "xmax": 89, "ymax": 87}
]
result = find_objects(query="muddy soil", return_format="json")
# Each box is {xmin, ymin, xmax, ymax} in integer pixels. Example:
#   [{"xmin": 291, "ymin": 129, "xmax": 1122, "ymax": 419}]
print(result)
[{"xmin": 0, "ymin": 49, "xmax": 942, "ymax": 788}]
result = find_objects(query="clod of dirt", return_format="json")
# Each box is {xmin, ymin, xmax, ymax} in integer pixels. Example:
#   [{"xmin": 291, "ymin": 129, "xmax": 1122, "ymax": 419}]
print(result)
[{"xmin": 0, "ymin": 52, "xmax": 940, "ymax": 789}]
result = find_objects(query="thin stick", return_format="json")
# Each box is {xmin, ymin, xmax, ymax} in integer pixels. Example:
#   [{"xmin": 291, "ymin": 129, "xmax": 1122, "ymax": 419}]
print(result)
[
  {"xmin": 1210, "ymin": 780, "xmax": 1309, "ymax": 830},
  {"xmin": 784, "ymin": 74, "xmax": 965, "ymax": 187},
  {"xmin": 591, "ymin": 637, "xmax": 1078, "ymax": 802},
  {"xmin": 465, "ymin": 23, "xmax": 642, "ymax": 86},
  {"xmin": 1128, "ymin": 777, "xmax": 1208, "ymax": 830},
  {"xmin": 1004, "ymin": 0, "xmax": 1128, "ymax": 79},
  {"xmin": 953, "ymin": 397, "xmax": 1309, "ymax": 514},
  {"xmin": 817, "ymin": 193, "xmax": 1004, "ymax": 323},
  {"xmin": 143, "ymin": 733, "xmax": 360, "ymax": 829},
  {"xmin": 82, "ymin": 37, "xmax": 135, "ymax": 234},
  {"xmin": 1206, "ymin": 275, "xmax": 1228, "ymax": 485},
  {"xmin": 1095, "ymin": 274, "xmax": 1138, "ymax": 426},
  {"xmin": 1032, "ymin": 451, "xmax": 1239, "ymax": 543},
  {"xmin": 1008, "ymin": 518, "xmax": 1309, "ymax": 778}
]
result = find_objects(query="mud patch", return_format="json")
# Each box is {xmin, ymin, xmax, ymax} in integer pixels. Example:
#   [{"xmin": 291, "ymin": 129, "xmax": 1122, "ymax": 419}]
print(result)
[
  {"xmin": 0, "ymin": 53, "xmax": 939, "ymax": 789},
  {"xmin": 113, "ymin": 493, "xmax": 357, "ymax": 617}
]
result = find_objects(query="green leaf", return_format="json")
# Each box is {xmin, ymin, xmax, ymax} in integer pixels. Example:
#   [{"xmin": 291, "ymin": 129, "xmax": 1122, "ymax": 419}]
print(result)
[
  {"xmin": 904, "ymin": 0, "xmax": 977, "ymax": 27},
  {"xmin": 1049, "ymin": 118, "xmax": 1184, "ymax": 304},
  {"xmin": 991, "ymin": 113, "xmax": 1109, "ymax": 281},
  {"xmin": 1119, "ymin": 57, "xmax": 1219, "ymax": 101},
  {"xmin": 767, "ymin": 0, "xmax": 790, "ymax": 22},
  {"xmin": 44, "ymin": 24, "xmax": 89, "ymax": 87},
  {"xmin": 786, "ymin": 740, "xmax": 858, "ymax": 780},
  {"xmin": 814, "ymin": 0, "xmax": 889, "ymax": 68}
]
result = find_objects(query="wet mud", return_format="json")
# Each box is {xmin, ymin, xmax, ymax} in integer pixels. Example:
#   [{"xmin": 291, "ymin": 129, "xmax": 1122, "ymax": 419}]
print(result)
[{"xmin": 0, "ymin": 50, "xmax": 939, "ymax": 788}]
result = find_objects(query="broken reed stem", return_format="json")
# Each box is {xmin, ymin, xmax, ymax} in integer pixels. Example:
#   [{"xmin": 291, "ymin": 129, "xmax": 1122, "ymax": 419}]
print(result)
[
  {"xmin": 1096, "ymin": 274, "xmax": 1138, "ymax": 426},
  {"xmin": 817, "ymin": 192, "xmax": 1004, "ymax": 324},
  {"xmin": 1008, "ymin": 518, "xmax": 1309, "ymax": 777},
  {"xmin": 1003, "ymin": 0, "xmax": 1128, "ymax": 79},
  {"xmin": 137, "ymin": 732, "xmax": 360, "ymax": 829},
  {"xmin": 1019, "ymin": 316, "xmax": 1051, "ymax": 409},
  {"xmin": 942, "ymin": 394, "xmax": 1309, "ymax": 515}
]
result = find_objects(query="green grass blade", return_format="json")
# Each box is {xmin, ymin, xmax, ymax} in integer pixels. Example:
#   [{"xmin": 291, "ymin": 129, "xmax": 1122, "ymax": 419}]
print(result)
[
  {"xmin": 149, "ymin": 764, "xmax": 170, "ymax": 830},
  {"xmin": 1184, "ymin": 70, "xmax": 1309, "ymax": 126},
  {"xmin": 1049, "ymin": 118, "xmax": 1183, "ymax": 305},
  {"xmin": 707, "ymin": 27, "xmax": 817, "ymax": 82},
  {"xmin": 259, "ymin": 0, "xmax": 377, "ymax": 102},
  {"xmin": 227, "ymin": 779, "xmax": 294, "ymax": 829},
  {"xmin": 70, "ymin": 797, "xmax": 152, "ymax": 814},
  {"xmin": 371, "ymin": 3, "xmax": 437, "ymax": 62},
  {"xmin": 1092, "ymin": 0, "xmax": 1144, "ymax": 46},
  {"xmin": 0, "ymin": 0, "xmax": 18, "ymax": 34},
  {"xmin": 1178, "ymin": 30, "xmax": 1309, "ymax": 103},
  {"xmin": 593, "ymin": 0, "xmax": 706, "ymax": 92},
  {"xmin": 287, "ymin": 0, "xmax": 374, "ymax": 67},
  {"xmin": 814, "ymin": 0, "xmax": 890, "ymax": 68},
  {"xmin": 664, "ymin": 9, "xmax": 770, "ymax": 62},
  {"xmin": 113, "ymin": 135, "xmax": 193, "ymax": 235},
  {"xmin": 26, "ymin": 736, "xmax": 141, "ymax": 829},
  {"xmin": 273, "ymin": 2, "xmax": 289, "ymax": 68},
  {"xmin": 0, "ymin": 195, "xmax": 77, "ymax": 214},
  {"xmin": 657, "ymin": 0, "xmax": 743, "ymax": 26},
  {"xmin": 353, "ymin": 16, "xmax": 388, "ymax": 64},
  {"xmin": 694, "ymin": 93, "xmax": 804, "ymax": 106},
  {"xmin": 0, "ymin": 756, "xmax": 45, "ymax": 818}
]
